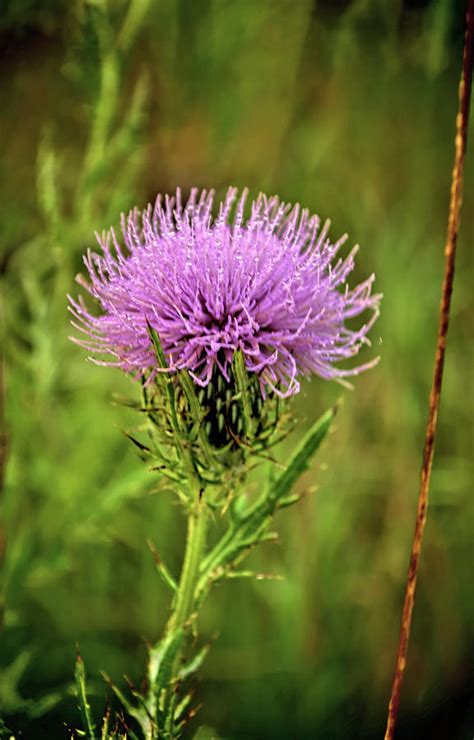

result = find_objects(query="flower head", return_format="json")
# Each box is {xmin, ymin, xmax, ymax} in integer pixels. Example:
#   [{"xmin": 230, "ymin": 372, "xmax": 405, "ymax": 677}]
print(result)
[{"xmin": 69, "ymin": 187, "xmax": 381, "ymax": 397}]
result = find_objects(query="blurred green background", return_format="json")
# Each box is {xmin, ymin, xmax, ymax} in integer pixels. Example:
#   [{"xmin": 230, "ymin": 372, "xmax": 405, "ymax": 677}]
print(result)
[{"xmin": 1, "ymin": 0, "xmax": 473, "ymax": 737}]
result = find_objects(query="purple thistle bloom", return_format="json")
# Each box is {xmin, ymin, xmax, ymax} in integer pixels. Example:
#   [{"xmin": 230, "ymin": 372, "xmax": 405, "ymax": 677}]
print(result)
[{"xmin": 68, "ymin": 187, "xmax": 381, "ymax": 397}]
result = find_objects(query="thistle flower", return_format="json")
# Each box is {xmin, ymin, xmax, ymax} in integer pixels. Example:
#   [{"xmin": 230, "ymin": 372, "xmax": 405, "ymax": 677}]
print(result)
[{"xmin": 68, "ymin": 187, "xmax": 381, "ymax": 397}]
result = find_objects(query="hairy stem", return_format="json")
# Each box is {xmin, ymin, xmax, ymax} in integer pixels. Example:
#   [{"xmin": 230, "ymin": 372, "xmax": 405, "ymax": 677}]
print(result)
[
  {"xmin": 384, "ymin": 2, "xmax": 473, "ymax": 738},
  {"xmin": 160, "ymin": 486, "xmax": 208, "ymax": 738},
  {"xmin": 169, "ymin": 494, "xmax": 208, "ymax": 634}
]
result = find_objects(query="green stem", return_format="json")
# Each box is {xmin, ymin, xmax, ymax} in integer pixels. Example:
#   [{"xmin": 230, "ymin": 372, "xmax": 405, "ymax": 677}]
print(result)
[
  {"xmin": 169, "ymin": 495, "xmax": 207, "ymax": 632},
  {"xmin": 160, "ymin": 488, "xmax": 208, "ymax": 737}
]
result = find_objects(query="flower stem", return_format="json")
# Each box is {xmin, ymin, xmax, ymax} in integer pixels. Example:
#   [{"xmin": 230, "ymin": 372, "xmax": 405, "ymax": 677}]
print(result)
[
  {"xmin": 169, "ymin": 492, "xmax": 207, "ymax": 633},
  {"xmin": 160, "ymin": 486, "xmax": 207, "ymax": 737}
]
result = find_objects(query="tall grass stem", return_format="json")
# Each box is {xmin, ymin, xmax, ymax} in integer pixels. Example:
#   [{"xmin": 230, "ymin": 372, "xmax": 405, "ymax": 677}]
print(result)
[{"xmin": 384, "ymin": 2, "xmax": 473, "ymax": 737}]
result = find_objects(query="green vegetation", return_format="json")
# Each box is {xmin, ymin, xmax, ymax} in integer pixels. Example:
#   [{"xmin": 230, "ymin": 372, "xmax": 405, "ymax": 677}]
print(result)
[{"xmin": 1, "ymin": 1, "xmax": 472, "ymax": 737}]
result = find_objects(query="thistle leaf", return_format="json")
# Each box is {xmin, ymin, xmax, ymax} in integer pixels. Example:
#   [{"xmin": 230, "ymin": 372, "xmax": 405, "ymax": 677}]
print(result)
[
  {"xmin": 100, "ymin": 708, "xmax": 110, "ymax": 740},
  {"xmin": 173, "ymin": 691, "xmax": 194, "ymax": 722},
  {"xmin": 236, "ymin": 407, "xmax": 335, "ymax": 535},
  {"xmin": 156, "ymin": 631, "xmax": 185, "ymax": 694},
  {"xmin": 122, "ymin": 431, "xmax": 152, "ymax": 457},
  {"xmin": 75, "ymin": 651, "xmax": 97, "ymax": 740},
  {"xmin": 149, "ymin": 466, "xmax": 183, "ymax": 483},
  {"xmin": 229, "ymin": 494, "xmax": 248, "ymax": 523},
  {"xmin": 277, "ymin": 493, "xmax": 301, "ymax": 509},
  {"xmin": 267, "ymin": 406, "xmax": 336, "ymax": 504},
  {"xmin": 220, "ymin": 569, "xmax": 283, "ymax": 581},
  {"xmin": 147, "ymin": 539, "xmax": 178, "ymax": 592},
  {"xmin": 201, "ymin": 407, "xmax": 336, "ymax": 579},
  {"xmin": 178, "ymin": 644, "xmax": 210, "ymax": 682},
  {"xmin": 148, "ymin": 629, "xmax": 185, "ymax": 701},
  {"xmin": 100, "ymin": 671, "xmax": 149, "ymax": 729}
]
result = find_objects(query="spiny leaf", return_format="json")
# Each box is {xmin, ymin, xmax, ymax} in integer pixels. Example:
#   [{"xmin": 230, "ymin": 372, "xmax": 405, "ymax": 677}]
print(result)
[
  {"xmin": 220, "ymin": 569, "xmax": 283, "ymax": 581},
  {"xmin": 201, "ymin": 408, "xmax": 335, "ymax": 578},
  {"xmin": 156, "ymin": 631, "xmax": 185, "ymax": 695},
  {"xmin": 150, "ymin": 630, "xmax": 186, "ymax": 730},
  {"xmin": 237, "ymin": 407, "xmax": 336, "ymax": 533},
  {"xmin": 75, "ymin": 650, "xmax": 96, "ymax": 740},
  {"xmin": 122, "ymin": 431, "xmax": 152, "ymax": 457},
  {"xmin": 173, "ymin": 691, "xmax": 194, "ymax": 722},
  {"xmin": 277, "ymin": 493, "xmax": 301, "ymax": 509},
  {"xmin": 147, "ymin": 539, "xmax": 178, "ymax": 592},
  {"xmin": 100, "ymin": 671, "xmax": 145, "ymax": 726},
  {"xmin": 207, "ymin": 532, "xmax": 275, "ymax": 572},
  {"xmin": 178, "ymin": 644, "xmax": 210, "ymax": 682},
  {"xmin": 100, "ymin": 708, "xmax": 111, "ymax": 740},
  {"xmin": 267, "ymin": 406, "xmax": 336, "ymax": 504},
  {"xmin": 149, "ymin": 465, "xmax": 183, "ymax": 483},
  {"xmin": 114, "ymin": 711, "xmax": 142, "ymax": 740},
  {"xmin": 229, "ymin": 494, "xmax": 248, "ymax": 523},
  {"xmin": 148, "ymin": 629, "xmax": 185, "ymax": 698}
]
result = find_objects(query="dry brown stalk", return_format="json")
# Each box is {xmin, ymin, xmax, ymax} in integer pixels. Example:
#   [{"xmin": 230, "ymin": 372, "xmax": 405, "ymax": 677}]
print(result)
[{"xmin": 384, "ymin": 2, "xmax": 474, "ymax": 738}]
